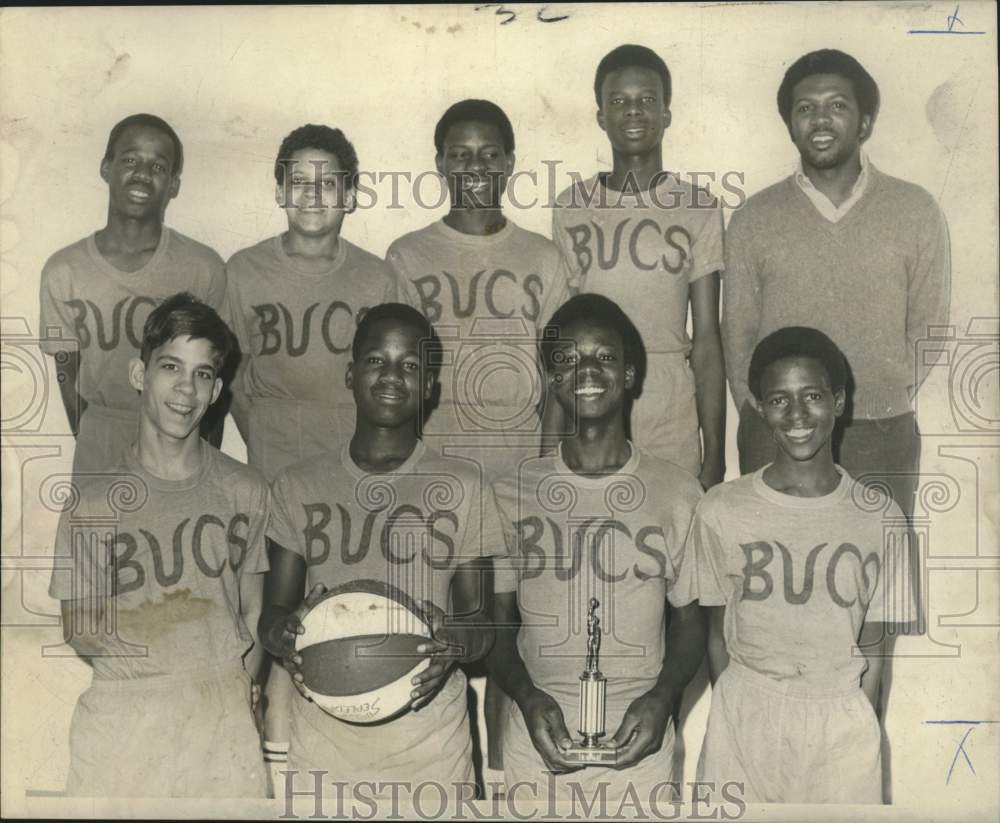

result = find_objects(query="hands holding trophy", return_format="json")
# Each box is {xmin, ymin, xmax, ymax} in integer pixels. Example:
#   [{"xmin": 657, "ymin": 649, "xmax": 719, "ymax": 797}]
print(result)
[{"xmin": 564, "ymin": 598, "xmax": 619, "ymax": 766}]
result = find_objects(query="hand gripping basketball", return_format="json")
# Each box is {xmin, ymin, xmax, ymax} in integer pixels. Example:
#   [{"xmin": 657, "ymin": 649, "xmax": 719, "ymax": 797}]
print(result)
[
  {"xmin": 408, "ymin": 599, "xmax": 468, "ymax": 711},
  {"xmin": 283, "ymin": 583, "xmax": 329, "ymax": 702}
]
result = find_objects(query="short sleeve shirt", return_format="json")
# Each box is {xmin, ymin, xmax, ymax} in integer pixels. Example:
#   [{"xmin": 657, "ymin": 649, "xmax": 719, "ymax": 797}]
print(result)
[
  {"xmin": 551, "ymin": 173, "xmax": 723, "ymax": 358},
  {"xmin": 48, "ymin": 445, "xmax": 270, "ymax": 679},
  {"xmin": 491, "ymin": 444, "xmax": 703, "ymax": 715},
  {"xmin": 689, "ymin": 468, "xmax": 916, "ymax": 688},
  {"xmin": 39, "ymin": 229, "xmax": 226, "ymax": 410}
]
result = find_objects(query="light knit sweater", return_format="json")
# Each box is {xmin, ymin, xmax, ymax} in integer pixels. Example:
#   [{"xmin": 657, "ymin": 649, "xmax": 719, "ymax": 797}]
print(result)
[{"xmin": 722, "ymin": 166, "xmax": 951, "ymax": 419}]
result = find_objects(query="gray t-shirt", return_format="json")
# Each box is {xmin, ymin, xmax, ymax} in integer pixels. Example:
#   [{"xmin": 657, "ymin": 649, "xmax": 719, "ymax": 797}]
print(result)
[
  {"xmin": 49, "ymin": 444, "xmax": 270, "ymax": 679},
  {"xmin": 492, "ymin": 444, "xmax": 703, "ymax": 718},
  {"xmin": 39, "ymin": 229, "xmax": 226, "ymax": 410},
  {"xmin": 690, "ymin": 467, "xmax": 916, "ymax": 688}
]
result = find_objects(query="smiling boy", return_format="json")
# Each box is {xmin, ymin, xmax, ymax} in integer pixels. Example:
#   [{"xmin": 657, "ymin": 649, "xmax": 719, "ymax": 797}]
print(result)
[
  {"xmin": 488, "ymin": 294, "xmax": 705, "ymax": 804},
  {"xmin": 690, "ymin": 327, "xmax": 916, "ymax": 803},
  {"xmin": 39, "ymin": 114, "xmax": 228, "ymax": 475},
  {"xmin": 49, "ymin": 293, "xmax": 269, "ymax": 798},
  {"xmin": 258, "ymin": 303, "xmax": 503, "ymax": 795}
]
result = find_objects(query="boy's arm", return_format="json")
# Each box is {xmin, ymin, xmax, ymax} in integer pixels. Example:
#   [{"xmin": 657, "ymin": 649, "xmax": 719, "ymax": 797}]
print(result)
[
  {"xmin": 689, "ymin": 272, "xmax": 726, "ymax": 489},
  {"xmin": 611, "ymin": 601, "xmax": 707, "ymax": 768},
  {"xmin": 704, "ymin": 605, "xmax": 729, "ymax": 685},
  {"xmin": 240, "ymin": 569, "xmax": 266, "ymax": 682},
  {"xmin": 410, "ymin": 557, "xmax": 495, "ymax": 710},
  {"xmin": 720, "ymin": 214, "xmax": 762, "ymax": 414},
  {"xmin": 858, "ymin": 620, "xmax": 887, "ymax": 717},
  {"xmin": 54, "ymin": 349, "xmax": 87, "ymax": 437},
  {"xmin": 257, "ymin": 538, "xmax": 310, "ymax": 660},
  {"xmin": 486, "ymin": 590, "xmax": 581, "ymax": 772}
]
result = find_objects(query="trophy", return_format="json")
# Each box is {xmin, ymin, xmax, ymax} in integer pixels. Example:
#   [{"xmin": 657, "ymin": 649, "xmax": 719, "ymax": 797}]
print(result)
[{"xmin": 564, "ymin": 598, "xmax": 619, "ymax": 765}]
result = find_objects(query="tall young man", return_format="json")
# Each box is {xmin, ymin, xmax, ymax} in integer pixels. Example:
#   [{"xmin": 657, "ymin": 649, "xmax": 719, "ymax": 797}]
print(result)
[
  {"xmin": 722, "ymin": 49, "xmax": 951, "ymax": 521},
  {"xmin": 259, "ymin": 303, "xmax": 503, "ymax": 796},
  {"xmin": 49, "ymin": 293, "xmax": 269, "ymax": 798},
  {"xmin": 551, "ymin": 45, "xmax": 726, "ymax": 490},
  {"xmin": 488, "ymin": 294, "xmax": 705, "ymax": 805},
  {"xmin": 39, "ymin": 114, "xmax": 228, "ymax": 475}
]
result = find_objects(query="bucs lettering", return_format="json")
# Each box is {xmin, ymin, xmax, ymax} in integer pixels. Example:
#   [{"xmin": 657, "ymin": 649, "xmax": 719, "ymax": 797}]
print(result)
[
  {"xmin": 252, "ymin": 301, "xmax": 370, "ymax": 357},
  {"xmin": 740, "ymin": 540, "xmax": 881, "ymax": 608},
  {"xmin": 300, "ymin": 503, "xmax": 459, "ymax": 568},
  {"xmin": 409, "ymin": 269, "xmax": 544, "ymax": 324},
  {"xmin": 512, "ymin": 516, "xmax": 668, "ymax": 582},
  {"xmin": 65, "ymin": 296, "xmax": 159, "ymax": 351},
  {"xmin": 109, "ymin": 513, "xmax": 253, "ymax": 595},
  {"xmin": 563, "ymin": 219, "xmax": 692, "ymax": 277}
]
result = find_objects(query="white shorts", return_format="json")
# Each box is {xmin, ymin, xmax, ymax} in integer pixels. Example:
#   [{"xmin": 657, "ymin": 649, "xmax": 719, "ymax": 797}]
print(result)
[
  {"xmin": 697, "ymin": 661, "xmax": 882, "ymax": 804},
  {"xmin": 284, "ymin": 666, "xmax": 475, "ymax": 793},
  {"xmin": 66, "ymin": 664, "xmax": 267, "ymax": 798}
]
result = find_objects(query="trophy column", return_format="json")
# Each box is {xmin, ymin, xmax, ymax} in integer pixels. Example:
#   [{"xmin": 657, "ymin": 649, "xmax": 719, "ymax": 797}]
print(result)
[{"xmin": 565, "ymin": 598, "xmax": 618, "ymax": 765}]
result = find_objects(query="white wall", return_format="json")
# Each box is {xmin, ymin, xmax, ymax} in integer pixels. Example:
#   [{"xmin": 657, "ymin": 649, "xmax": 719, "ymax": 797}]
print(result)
[{"xmin": 2, "ymin": 3, "xmax": 997, "ymax": 819}]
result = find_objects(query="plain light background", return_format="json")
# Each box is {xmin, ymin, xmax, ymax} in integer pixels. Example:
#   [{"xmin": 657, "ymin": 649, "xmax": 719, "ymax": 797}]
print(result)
[{"xmin": 1, "ymin": 3, "xmax": 998, "ymax": 819}]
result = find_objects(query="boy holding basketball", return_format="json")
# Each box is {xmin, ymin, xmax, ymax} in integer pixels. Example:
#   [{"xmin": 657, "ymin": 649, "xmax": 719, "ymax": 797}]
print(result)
[
  {"xmin": 258, "ymin": 303, "xmax": 503, "ymax": 794},
  {"xmin": 49, "ymin": 293, "xmax": 269, "ymax": 798},
  {"xmin": 39, "ymin": 114, "xmax": 228, "ymax": 476},
  {"xmin": 487, "ymin": 294, "xmax": 706, "ymax": 804},
  {"xmin": 690, "ymin": 327, "xmax": 916, "ymax": 803}
]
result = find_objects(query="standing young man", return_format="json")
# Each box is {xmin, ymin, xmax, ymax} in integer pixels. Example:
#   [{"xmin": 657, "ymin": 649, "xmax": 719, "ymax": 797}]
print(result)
[
  {"xmin": 488, "ymin": 294, "xmax": 706, "ymax": 805},
  {"xmin": 259, "ymin": 303, "xmax": 503, "ymax": 797},
  {"xmin": 551, "ymin": 45, "xmax": 726, "ymax": 489},
  {"xmin": 40, "ymin": 114, "xmax": 228, "ymax": 475},
  {"xmin": 722, "ymin": 49, "xmax": 951, "ymax": 521},
  {"xmin": 388, "ymin": 98, "xmax": 574, "ymax": 482},
  {"xmin": 49, "ymin": 293, "xmax": 269, "ymax": 798}
]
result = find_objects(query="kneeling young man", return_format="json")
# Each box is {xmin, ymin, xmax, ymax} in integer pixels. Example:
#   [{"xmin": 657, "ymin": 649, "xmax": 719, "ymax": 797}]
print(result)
[
  {"xmin": 691, "ymin": 327, "xmax": 916, "ymax": 804},
  {"xmin": 488, "ymin": 294, "xmax": 706, "ymax": 804},
  {"xmin": 50, "ymin": 293, "xmax": 269, "ymax": 798},
  {"xmin": 258, "ymin": 303, "xmax": 503, "ymax": 795}
]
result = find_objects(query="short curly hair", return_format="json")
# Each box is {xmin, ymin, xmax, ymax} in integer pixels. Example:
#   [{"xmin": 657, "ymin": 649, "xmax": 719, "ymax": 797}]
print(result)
[
  {"xmin": 777, "ymin": 49, "xmax": 879, "ymax": 129},
  {"xmin": 104, "ymin": 113, "xmax": 183, "ymax": 176},
  {"xmin": 594, "ymin": 44, "xmax": 672, "ymax": 109},
  {"xmin": 748, "ymin": 326, "xmax": 848, "ymax": 402},
  {"xmin": 273, "ymin": 124, "xmax": 359, "ymax": 191},
  {"xmin": 434, "ymin": 99, "xmax": 515, "ymax": 155}
]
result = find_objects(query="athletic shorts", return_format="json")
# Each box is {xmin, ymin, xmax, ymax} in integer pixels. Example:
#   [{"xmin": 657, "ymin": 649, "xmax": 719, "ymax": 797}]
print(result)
[
  {"xmin": 502, "ymin": 697, "xmax": 676, "ymax": 805},
  {"xmin": 697, "ymin": 661, "xmax": 882, "ymax": 804},
  {"xmin": 247, "ymin": 397, "xmax": 354, "ymax": 482},
  {"xmin": 73, "ymin": 404, "xmax": 137, "ymax": 476},
  {"xmin": 630, "ymin": 354, "xmax": 700, "ymax": 476},
  {"xmin": 66, "ymin": 664, "xmax": 267, "ymax": 798},
  {"xmin": 284, "ymin": 666, "xmax": 475, "ymax": 794}
]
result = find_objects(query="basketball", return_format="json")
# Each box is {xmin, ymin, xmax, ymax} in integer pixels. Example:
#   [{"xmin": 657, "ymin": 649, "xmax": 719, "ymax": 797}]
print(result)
[{"xmin": 295, "ymin": 579, "xmax": 433, "ymax": 724}]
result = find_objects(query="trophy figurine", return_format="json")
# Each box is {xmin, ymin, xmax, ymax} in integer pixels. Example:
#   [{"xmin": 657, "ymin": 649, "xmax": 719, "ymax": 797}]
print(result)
[{"xmin": 564, "ymin": 598, "xmax": 619, "ymax": 765}]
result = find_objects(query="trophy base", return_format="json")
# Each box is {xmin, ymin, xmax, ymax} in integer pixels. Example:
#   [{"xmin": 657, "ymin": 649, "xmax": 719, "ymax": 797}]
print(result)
[{"xmin": 563, "ymin": 742, "xmax": 619, "ymax": 766}]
